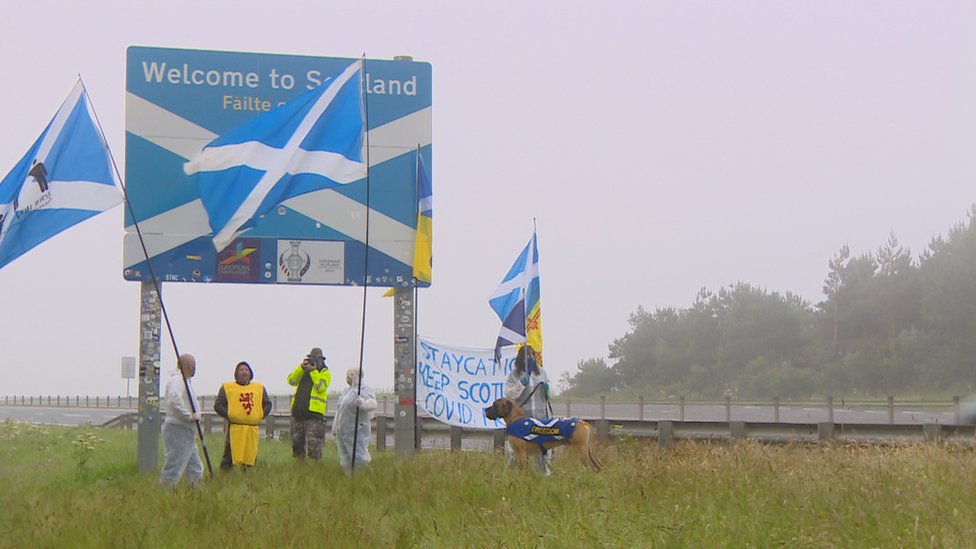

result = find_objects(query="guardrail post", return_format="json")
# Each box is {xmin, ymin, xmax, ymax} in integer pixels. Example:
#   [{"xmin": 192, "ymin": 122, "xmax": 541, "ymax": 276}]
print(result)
[
  {"xmin": 818, "ymin": 422, "xmax": 834, "ymax": 442},
  {"xmin": 638, "ymin": 396, "xmax": 644, "ymax": 422},
  {"xmin": 493, "ymin": 428, "xmax": 506, "ymax": 451},
  {"xmin": 887, "ymin": 396, "xmax": 894, "ymax": 424},
  {"xmin": 203, "ymin": 414, "xmax": 213, "ymax": 434},
  {"xmin": 954, "ymin": 396, "xmax": 960, "ymax": 425},
  {"xmin": 450, "ymin": 426, "xmax": 462, "ymax": 452},
  {"xmin": 730, "ymin": 421, "xmax": 746, "ymax": 441},
  {"xmin": 566, "ymin": 398, "xmax": 571, "ymax": 417},
  {"xmin": 600, "ymin": 396, "xmax": 606, "ymax": 420},
  {"xmin": 265, "ymin": 414, "xmax": 275, "ymax": 439},
  {"xmin": 679, "ymin": 396, "xmax": 685, "ymax": 421},
  {"xmin": 923, "ymin": 423, "xmax": 942, "ymax": 443},
  {"xmin": 725, "ymin": 396, "xmax": 731, "ymax": 422},
  {"xmin": 76, "ymin": 395, "xmax": 79, "ymax": 407},
  {"xmin": 382, "ymin": 396, "xmax": 388, "ymax": 416},
  {"xmin": 376, "ymin": 416, "xmax": 387, "ymax": 451},
  {"xmin": 773, "ymin": 397, "xmax": 780, "ymax": 423},
  {"xmin": 658, "ymin": 420, "xmax": 673, "ymax": 449},
  {"xmin": 827, "ymin": 396, "xmax": 834, "ymax": 424},
  {"xmin": 415, "ymin": 413, "xmax": 422, "ymax": 450}
]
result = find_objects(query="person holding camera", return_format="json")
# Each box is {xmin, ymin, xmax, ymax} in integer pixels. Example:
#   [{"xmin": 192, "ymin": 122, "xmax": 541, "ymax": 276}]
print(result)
[{"xmin": 287, "ymin": 347, "xmax": 331, "ymax": 460}]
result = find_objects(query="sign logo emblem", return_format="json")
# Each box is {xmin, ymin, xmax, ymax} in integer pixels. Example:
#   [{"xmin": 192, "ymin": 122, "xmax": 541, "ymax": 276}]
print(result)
[
  {"xmin": 279, "ymin": 241, "xmax": 310, "ymax": 282},
  {"xmin": 216, "ymin": 240, "xmax": 260, "ymax": 282}
]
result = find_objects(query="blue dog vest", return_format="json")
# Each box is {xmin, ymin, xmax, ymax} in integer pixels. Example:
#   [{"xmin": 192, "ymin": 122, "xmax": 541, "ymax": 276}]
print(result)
[{"xmin": 506, "ymin": 417, "xmax": 579, "ymax": 449}]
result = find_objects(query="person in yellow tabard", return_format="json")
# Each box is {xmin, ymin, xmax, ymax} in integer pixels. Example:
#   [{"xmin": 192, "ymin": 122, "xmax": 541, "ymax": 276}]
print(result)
[{"xmin": 214, "ymin": 361, "xmax": 272, "ymax": 470}]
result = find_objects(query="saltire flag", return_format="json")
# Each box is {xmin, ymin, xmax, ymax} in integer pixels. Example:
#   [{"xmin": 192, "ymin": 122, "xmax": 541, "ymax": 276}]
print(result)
[
  {"xmin": 412, "ymin": 149, "xmax": 432, "ymax": 283},
  {"xmin": 0, "ymin": 80, "xmax": 122, "ymax": 270},
  {"xmin": 489, "ymin": 228, "xmax": 543, "ymax": 365},
  {"xmin": 185, "ymin": 59, "xmax": 366, "ymax": 252}
]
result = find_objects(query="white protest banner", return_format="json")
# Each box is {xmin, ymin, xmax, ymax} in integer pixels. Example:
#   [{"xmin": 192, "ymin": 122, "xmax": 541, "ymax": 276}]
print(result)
[{"xmin": 417, "ymin": 337, "xmax": 516, "ymax": 429}]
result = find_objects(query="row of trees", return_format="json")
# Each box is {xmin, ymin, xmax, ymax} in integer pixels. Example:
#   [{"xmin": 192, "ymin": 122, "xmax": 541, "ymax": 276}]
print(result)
[{"xmin": 560, "ymin": 206, "xmax": 976, "ymax": 399}]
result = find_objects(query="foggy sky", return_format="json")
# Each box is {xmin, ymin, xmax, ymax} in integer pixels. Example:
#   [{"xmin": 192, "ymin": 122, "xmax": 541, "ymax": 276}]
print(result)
[{"xmin": 0, "ymin": 1, "xmax": 972, "ymax": 397}]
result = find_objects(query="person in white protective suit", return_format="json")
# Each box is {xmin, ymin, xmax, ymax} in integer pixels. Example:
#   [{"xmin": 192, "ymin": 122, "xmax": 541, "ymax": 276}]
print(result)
[
  {"xmin": 503, "ymin": 345, "xmax": 552, "ymax": 475},
  {"xmin": 332, "ymin": 368, "xmax": 378, "ymax": 474}
]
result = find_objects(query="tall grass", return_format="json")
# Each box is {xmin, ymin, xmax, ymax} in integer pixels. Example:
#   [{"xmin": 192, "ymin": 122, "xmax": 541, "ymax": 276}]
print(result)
[{"xmin": 1, "ymin": 419, "xmax": 975, "ymax": 548}]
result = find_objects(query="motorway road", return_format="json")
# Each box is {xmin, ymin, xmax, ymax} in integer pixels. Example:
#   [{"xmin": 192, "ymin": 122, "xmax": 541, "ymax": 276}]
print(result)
[{"xmin": 0, "ymin": 406, "xmax": 127, "ymax": 426}]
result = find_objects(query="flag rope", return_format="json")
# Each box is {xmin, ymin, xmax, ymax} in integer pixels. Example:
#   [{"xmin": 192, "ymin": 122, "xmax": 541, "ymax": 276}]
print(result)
[{"xmin": 81, "ymin": 74, "xmax": 214, "ymax": 478}]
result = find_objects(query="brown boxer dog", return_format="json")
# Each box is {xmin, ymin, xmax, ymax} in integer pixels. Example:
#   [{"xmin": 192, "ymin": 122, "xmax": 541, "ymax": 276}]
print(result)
[{"xmin": 484, "ymin": 397, "xmax": 603, "ymax": 472}]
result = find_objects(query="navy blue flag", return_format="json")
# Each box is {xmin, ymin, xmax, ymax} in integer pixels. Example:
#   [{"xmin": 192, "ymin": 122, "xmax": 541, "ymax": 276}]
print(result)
[
  {"xmin": 0, "ymin": 80, "xmax": 122, "ymax": 270},
  {"xmin": 185, "ymin": 59, "xmax": 366, "ymax": 251}
]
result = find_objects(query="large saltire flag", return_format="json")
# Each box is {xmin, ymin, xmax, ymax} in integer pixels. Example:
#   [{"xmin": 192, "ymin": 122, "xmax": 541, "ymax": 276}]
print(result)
[
  {"xmin": 0, "ymin": 80, "xmax": 122, "ymax": 270},
  {"xmin": 489, "ymin": 228, "xmax": 543, "ymax": 364},
  {"xmin": 184, "ymin": 59, "xmax": 366, "ymax": 252},
  {"xmin": 412, "ymin": 149, "xmax": 432, "ymax": 283}
]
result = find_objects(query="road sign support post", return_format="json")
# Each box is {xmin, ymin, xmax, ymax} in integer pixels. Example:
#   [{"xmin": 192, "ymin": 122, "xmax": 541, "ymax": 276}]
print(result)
[
  {"xmin": 136, "ymin": 281, "xmax": 163, "ymax": 473},
  {"xmin": 393, "ymin": 286, "xmax": 416, "ymax": 457}
]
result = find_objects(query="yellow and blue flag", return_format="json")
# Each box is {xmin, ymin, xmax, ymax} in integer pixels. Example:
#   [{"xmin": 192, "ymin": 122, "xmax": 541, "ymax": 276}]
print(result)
[
  {"xmin": 185, "ymin": 60, "xmax": 366, "ymax": 252},
  {"xmin": 0, "ymin": 80, "xmax": 122, "ymax": 270},
  {"xmin": 489, "ymin": 228, "xmax": 543, "ymax": 364},
  {"xmin": 412, "ymin": 150, "xmax": 432, "ymax": 283}
]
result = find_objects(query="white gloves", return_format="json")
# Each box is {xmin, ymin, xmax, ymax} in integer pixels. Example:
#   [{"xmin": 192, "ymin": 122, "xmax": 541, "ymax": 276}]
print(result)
[{"xmin": 356, "ymin": 396, "xmax": 378, "ymax": 412}]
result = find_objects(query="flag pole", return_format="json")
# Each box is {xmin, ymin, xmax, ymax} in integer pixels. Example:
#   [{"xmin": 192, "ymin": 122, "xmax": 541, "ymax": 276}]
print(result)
[
  {"xmin": 413, "ymin": 144, "xmax": 421, "ymax": 448},
  {"xmin": 351, "ymin": 55, "xmax": 369, "ymax": 475},
  {"xmin": 530, "ymin": 218, "xmax": 552, "ymax": 417},
  {"xmin": 80, "ymin": 75, "xmax": 214, "ymax": 477}
]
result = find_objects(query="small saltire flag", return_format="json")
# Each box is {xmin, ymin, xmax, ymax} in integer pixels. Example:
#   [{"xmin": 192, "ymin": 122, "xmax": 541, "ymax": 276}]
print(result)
[
  {"xmin": 489, "ymin": 228, "xmax": 543, "ymax": 364},
  {"xmin": 412, "ymin": 149, "xmax": 432, "ymax": 283},
  {"xmin": 185, "ymin": 59, "xmax": 366, "ymax": 252},
  {"xmin": 0, "ymin": 80, "xmax": 122, "ymax": 270}
]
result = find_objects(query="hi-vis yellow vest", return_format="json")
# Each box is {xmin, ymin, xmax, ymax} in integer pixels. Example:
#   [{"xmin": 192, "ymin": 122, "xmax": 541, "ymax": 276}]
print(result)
[{"xmin": 223, "ymin": 382, "xmax": 265, "ymax": 426}]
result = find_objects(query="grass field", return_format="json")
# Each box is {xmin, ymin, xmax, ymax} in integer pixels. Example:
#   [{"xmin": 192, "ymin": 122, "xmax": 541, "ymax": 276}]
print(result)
[{"xmin": 2, "ymin": 419, "xmax": 976, "ymax": 548}]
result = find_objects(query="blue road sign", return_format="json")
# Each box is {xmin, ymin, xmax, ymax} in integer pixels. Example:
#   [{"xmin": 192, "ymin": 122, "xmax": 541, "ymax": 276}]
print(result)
[{"xmin": 122, "ymin": 46, "xmax": 432, "ymax": 287}]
